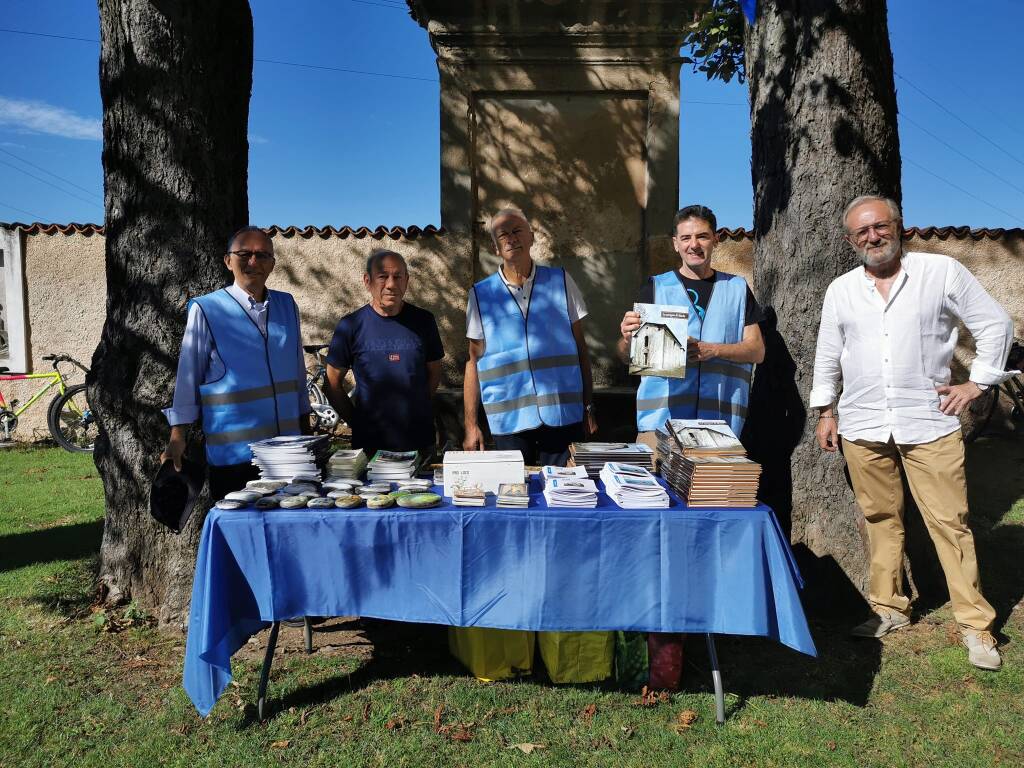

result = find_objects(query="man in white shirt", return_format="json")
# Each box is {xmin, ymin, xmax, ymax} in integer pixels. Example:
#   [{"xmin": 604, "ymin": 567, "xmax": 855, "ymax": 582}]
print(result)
[
  {"xmin": 161, "ymin": 227, "xmax": 312, "ymax": 499},
  {"xmin": 811, "ymin": 195, "xmax": 1014, "ymax": 670}
]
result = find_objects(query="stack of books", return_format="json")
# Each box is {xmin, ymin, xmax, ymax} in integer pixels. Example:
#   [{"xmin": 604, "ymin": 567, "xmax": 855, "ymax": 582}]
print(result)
[
  {"xmin": 325, "ymin": 448, "xmax": 368, "ymax": 481},
  {"xmin": 249, "ymin": 434, "xmax": 332, "ymax": 481},
  {"xmin": 542, "ymin": 477, "xmax": 598, "ymax": 508},
  {"xmin": 598, "ymin": 462, "xmax": 670, "ymax": 508},
  {"xmin": 658, "ymin": 420, "xmax": 761, "ymax": 507},
  {"xmin": 366, "ymin": 450, "xmax": 421, "ymax": 482},
  {"xmin": 452, "ymin": 485, "xmax": 486, "ymax": 507},
  {"xmin": 497, "ymin": 482, "xmax": 529, "ymax": 508},
  {"xmin": 568, "ymin": 442, "xmax": 655, "ymax": 478}
]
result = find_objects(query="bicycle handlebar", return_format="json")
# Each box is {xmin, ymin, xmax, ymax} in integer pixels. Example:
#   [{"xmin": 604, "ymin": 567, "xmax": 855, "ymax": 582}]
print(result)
[{"xmin": 42, "ymin": 354, "xmax": 90, "ymax": 374}]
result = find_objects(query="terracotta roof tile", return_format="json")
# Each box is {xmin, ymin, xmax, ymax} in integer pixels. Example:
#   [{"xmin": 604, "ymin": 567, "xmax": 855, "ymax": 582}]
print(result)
[{"xmin": 2, "ymin": 222, "xmax": 1020, "ymax": 241}]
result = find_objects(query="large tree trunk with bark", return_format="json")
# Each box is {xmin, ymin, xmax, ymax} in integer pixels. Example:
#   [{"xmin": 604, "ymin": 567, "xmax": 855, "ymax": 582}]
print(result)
[
  {"xmin": 743, "ymin": 0, "xmax": 917, "ymax": 608},
  {"xmin": 90, "ymin": 0, "xmax": 252, "ymax": 626}
]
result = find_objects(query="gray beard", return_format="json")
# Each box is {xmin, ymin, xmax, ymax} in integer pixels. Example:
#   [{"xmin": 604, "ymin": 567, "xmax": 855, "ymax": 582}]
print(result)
[{"xmin": 856, "ymin": 239, "xmax": 902, "ymax": 268}]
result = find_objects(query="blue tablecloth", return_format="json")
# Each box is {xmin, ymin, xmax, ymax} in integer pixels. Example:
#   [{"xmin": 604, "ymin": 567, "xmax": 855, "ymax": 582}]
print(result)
[{"xmin": 183, "ymin": 479, "xmax": 816, "ymax": 716}]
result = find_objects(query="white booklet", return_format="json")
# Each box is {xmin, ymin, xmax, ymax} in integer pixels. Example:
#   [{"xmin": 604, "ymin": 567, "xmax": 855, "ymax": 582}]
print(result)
[{"xmin": 629, "ymin": 303, "xmax": 689, "ymax": 378}]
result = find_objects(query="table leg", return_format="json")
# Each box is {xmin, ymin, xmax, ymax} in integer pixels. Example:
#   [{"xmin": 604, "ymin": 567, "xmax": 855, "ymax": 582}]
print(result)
[
  {"xmin": 304, "ymin": 616, "xmax": 313, "ymax": 654},
  {"xmin": 257, "ymin": 621, "xmax": 281, "ymax": 721},
  {"xmin": 705, "ymin": 633, "xmax": 725, "ymax": 725}
]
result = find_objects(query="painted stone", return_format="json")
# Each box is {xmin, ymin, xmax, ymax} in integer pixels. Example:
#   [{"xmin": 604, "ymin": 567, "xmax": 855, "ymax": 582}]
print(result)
[
  {"xmin": 366, "ymin": 495, "xmax": 395, "ymax": 509},
  {"xmin": 215, "ymin": 499, "xmax": 246, "ymax": 510},
  {"xmin": 396, "ymin": 493, "xmax": 442, "ymax": 509},
  {"xmin": 283, "ymin": 483, "xmax": 319, "ymax": 496},
  {"xmin": 224, "ymin": 490, "xmax": 263, "ymax": 503},
  {"xmin": 334, "ymin": 495, "xmax": 364, "ymax": 509},
  {"xmin": 306, "ymin": 497, "xmax": 335, "ymax": 509},
  {"xmin": 254, "ymin": 496, "xmax": 280, "ymax": 510},
  {"xmin": 246, "ymin": 479, "xmax": 288, "ymax": 493},
  {"xmin": 278, "ymin": 496, "xmax": 309, "ymax": 509}
]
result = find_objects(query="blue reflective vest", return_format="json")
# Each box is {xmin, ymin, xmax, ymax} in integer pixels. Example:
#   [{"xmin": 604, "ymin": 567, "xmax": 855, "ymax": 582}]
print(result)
[
  {"xmin": 475, "ymin": 266, "xmax": 584, "ymax": 435},
  {"xmin": 635, "ymin": 270, "xmax": 752, "ymax": 435},
  {"xmin": 190, "ymin": 288, "xmax": 304, "ymax": 466}
]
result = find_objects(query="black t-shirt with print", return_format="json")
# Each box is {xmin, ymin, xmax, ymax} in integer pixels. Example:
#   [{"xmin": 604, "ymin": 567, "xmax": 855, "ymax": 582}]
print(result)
[{"xmin": 635, "ymin": 270, "xmax": 764, "ymax": 327}]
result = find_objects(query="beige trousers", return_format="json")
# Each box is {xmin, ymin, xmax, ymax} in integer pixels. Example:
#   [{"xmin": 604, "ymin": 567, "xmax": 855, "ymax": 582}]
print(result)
[{"xmin": 842, "ymin": 430, "xmax": 995, "ymax": 631}]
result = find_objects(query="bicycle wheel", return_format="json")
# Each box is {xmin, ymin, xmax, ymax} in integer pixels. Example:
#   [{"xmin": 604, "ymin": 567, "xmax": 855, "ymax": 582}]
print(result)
[
  {"xmin": 48, "ymin": 383, "xmax": 97, "ymax": 452},
  {"xmin": 959, "ymin": 386, "xmax": 998, "ymax": 443}
]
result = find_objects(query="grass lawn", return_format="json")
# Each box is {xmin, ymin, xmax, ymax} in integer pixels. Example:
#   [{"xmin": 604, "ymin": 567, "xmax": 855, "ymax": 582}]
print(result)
[{"xmin": 0, "ymin": 440, "xmax": 1022, "ymax": 768}]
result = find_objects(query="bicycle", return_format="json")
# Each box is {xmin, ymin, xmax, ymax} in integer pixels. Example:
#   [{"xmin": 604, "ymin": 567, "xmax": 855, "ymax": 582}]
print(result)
[
  {"xmin": 960, "ymin": 340, "xmax": 1024, "ymax": 443},
  {"xmin": 303, "ymin": 343, "xmax": 347, "ymax": 436},
  {"xmin": 0, "ymin": 353, "xmax": 97, "ymax": 452}
]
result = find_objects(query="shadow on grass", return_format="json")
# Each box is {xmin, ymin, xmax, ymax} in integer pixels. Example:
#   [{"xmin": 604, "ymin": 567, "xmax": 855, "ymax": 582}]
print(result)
[
  {"xmin": 0, "ymin": 519, "xmax": 104, "ymax": 573},
  {"xmin": 243, "ymin": 619, "xmax": 463, "ymax": 723}
]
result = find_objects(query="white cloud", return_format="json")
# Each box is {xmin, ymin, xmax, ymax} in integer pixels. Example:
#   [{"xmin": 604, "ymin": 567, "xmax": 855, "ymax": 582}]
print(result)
[
  {"xmin": 0, "ymin": 96, "xmax": 101, "ymax": 141},
  {"xmin": 249, "ymin": 133, "xmax": 269, "ymax": 145}
]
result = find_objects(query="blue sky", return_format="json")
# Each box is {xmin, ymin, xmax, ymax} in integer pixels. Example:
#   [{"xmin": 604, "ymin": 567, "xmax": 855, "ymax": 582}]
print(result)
[{"xmin": 0, "ymin": 0, "xmax": 1022, "ymax": 229}]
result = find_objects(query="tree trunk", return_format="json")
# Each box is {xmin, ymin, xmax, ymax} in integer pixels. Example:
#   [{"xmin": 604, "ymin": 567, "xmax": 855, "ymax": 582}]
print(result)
[
  {"xmin": 90, "ymin": 0, "xmax": 252, "ymax": 626},
  {"xmin": 743, "ymin": 0, "xmax": 909, "ymax": 609}
]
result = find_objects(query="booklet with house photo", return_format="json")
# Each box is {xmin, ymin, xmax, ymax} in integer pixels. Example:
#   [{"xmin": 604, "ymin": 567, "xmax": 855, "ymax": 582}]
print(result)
[{"xmin": 629, "ymin": 303, "xmax": 689, "ymax": 378}]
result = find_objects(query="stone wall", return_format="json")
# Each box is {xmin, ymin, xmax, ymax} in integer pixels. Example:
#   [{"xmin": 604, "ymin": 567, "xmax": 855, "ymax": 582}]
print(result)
[{"xmin": 4, "ymin": 224, "xmax": 1022, "ymax": 442}]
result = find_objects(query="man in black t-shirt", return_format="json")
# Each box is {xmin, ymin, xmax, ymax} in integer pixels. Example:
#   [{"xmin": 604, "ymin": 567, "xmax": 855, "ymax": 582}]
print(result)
[{"xmin": 324, "ymin": 249, "xmax": 444, "ymax": 459}]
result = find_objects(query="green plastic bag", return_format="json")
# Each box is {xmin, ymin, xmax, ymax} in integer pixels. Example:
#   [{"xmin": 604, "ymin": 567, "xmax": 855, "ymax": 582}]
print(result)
[
  {"xmin": 613, "ymin": 631, "xmax": 649, "ymax": 689},
  {"xmin": 537, "ymin": 631, "xmax": 614, "ymax": 684}
]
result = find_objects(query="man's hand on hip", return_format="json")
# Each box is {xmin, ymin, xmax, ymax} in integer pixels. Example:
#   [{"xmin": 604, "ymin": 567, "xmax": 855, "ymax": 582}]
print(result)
[{"xmin": 936, "ymin": 381, "xmax": 983, "ymax": 416}]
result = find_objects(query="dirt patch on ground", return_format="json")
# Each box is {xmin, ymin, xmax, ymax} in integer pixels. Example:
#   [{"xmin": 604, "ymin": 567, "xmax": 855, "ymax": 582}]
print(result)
[{"xmin": 234, "ymin": 617, "xmax": 374, "ymax": 663}]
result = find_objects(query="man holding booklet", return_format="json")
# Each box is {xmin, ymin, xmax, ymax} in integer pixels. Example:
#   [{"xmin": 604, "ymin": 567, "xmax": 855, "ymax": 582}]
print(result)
[{"xmin": 618, "ymin": 205, "xmax": 766, "ymax": 449}]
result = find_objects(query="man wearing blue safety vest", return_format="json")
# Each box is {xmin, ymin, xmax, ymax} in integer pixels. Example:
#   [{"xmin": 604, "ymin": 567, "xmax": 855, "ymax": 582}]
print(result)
[
  {"xmin": 161, "ymin": 226, "xmax": 312, "ymax": 499},
  {"xmin": 619, "ymin": 205, "xmax": 765, "ymax": 450},
  {"xmin": 463, "ymin": 208, "xmax": 598, "ymax": 465}
]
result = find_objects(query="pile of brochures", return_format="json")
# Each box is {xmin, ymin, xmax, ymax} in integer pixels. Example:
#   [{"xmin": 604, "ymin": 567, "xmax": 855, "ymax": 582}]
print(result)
[
  {"xmin": 249, "ymin": 434, "xmax": 332, "ymax": 481},
  {"xmin": 598, "ymin": 462, "xmax": 670, "ymax": 508},
  {"xmin": 568, "ymin": 442, "xmax": 655, "ymax": 478},
  {"xmin": 540, "ymin": 465, "xmax": 597, "ymax": 508},
  {"xmin": 366, "ymin": 450, "xmax": 421, "ymax": 482}
]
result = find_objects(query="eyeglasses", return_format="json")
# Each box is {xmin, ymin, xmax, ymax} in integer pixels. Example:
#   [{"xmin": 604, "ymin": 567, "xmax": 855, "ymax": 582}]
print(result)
[
  {"xmin": 228, "ymin": 250, "xmax": 275, "ymax": 262},
  {"xmin": 848, "ymin": 219, "xmax": 897, "ymax": 244}
]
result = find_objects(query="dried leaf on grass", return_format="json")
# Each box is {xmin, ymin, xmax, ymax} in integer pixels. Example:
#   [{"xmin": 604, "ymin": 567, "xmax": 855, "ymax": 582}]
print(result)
[
  {"xmin": 362, "ymin": 700, "xmax": 372, "ymax": 722},
  {"xmin": 579, "ymin": 703, "xmax": 597, "ymax": 723},
  {"xmin": 433, "ymin": 703, "xmax": 473, "ymax": 742},
  {"xmin": 634, "ymin": 685, "xmax": 670, "ymax": 707},
  {"xmin": 509, "ymin": 743, "xmax": 546, "ymax": 754},
  {"xmin": 671, "ymin": 709, "xmax": 698, "ymax": 733},
  {"xmin": 269, "ymin": 740, "xmax": 290, "ymax": 749},
  {"xmin": 385, "ymin": 715, "xmax": 408, "ymax": 731}
]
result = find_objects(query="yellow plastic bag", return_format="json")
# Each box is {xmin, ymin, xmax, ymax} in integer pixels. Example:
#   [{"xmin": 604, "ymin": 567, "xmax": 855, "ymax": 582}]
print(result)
[
  {"xmin": 537, "ymin": 631, "xmax": 614, "ymax": 684},
  {"xmin": 448, "ymin": 627, "xmax": 535, "ymax": 681}
]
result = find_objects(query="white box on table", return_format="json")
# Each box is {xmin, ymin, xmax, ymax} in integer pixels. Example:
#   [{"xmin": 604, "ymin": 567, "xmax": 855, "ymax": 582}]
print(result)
[{"xmin": 442, "ymin": 450, "xmax": 525, "ymax": 497}]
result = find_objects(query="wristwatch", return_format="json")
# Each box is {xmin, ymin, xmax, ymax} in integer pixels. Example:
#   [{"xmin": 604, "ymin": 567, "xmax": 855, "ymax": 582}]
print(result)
[{"xmin": 976, "ymin": 383, "xmax": 989, "ymax": 391}]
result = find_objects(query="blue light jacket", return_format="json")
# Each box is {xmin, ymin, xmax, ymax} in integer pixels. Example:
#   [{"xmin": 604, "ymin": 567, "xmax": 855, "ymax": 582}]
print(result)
[
  {"xmin": 475, "ymin": 266, "xmax": 584, "ymax": 435},
  {"xmin": 190, "ymin": 288, "xmax": 304, "ymax": 466},
  {"xmin": 635, "ymin": 270, "xmax": 752, "ymax": 435}
]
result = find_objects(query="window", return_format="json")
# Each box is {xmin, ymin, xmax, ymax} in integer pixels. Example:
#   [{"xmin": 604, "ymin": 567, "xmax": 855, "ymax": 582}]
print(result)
[{"xmin": 0, "ymin": 226, "xmax": 27, "ymax": 372}]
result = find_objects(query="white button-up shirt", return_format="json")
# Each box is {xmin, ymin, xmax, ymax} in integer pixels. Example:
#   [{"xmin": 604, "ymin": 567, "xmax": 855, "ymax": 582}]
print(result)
[{"xmin": 810, "ymin": 251, "xmax": 1014, "ymax": 445}]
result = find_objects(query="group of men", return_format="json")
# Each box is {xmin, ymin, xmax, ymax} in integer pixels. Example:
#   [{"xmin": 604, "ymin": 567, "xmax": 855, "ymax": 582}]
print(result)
[{"xmin": 161, "ymin": 195, "xmax": 1015, "ymax": 672}]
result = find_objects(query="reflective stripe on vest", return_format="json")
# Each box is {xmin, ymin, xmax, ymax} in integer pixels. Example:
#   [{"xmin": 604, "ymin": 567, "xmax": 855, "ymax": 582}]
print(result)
[
  {"xmin": 192, "ymin": 288, "xmax": 304, "ymax": 466},
  {"xmin": 635, "ymin": 270, "xmax": 752, "ymax": 436},
  {"xmin": 475, "ymin": 265, "xmax": 584, "ymax": 435}
]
